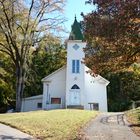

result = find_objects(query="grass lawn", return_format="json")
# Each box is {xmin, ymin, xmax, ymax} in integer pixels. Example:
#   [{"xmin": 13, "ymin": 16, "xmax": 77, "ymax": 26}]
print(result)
[
  {"xmin": 126, "ymin": 107, "xmax": 140, "ymax": 137},
  {"xmin": 0, "ymin": 109, "xmax": 98, "ymax": 140}
]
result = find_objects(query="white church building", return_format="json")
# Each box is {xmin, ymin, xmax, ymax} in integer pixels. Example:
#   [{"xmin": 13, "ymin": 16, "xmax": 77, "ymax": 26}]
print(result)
[{"xmin": 21, "ymin": 18, "xmax": 109, "ymax": 112}]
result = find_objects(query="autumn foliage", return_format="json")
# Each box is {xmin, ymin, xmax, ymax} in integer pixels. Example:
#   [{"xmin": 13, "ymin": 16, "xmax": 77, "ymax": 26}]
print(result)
[{"xmin": 83, "ymin": 0, "xmax": 140, "ymax": 73}]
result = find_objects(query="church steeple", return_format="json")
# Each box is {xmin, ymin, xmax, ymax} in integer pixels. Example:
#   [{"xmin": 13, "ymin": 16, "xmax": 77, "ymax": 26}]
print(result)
[{"xmin": 69, "ymin": 16, "xmax": 84, "ymax": 40}]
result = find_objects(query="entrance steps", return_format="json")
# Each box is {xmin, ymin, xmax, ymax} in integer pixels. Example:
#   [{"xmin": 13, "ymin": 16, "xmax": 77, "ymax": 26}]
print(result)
[{"xmin": 67, "ymin": 105, "xmax": 84, "ymax": 110}]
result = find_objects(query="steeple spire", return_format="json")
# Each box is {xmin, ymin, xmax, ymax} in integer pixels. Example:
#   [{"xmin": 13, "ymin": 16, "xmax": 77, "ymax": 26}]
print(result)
[
  {"xmin": 75, "ymin": 14, "xmax": 76, "ymax": 20},
  {"xmin": 69, "ymin": 16, "xmax": 84, "ymax": 40}
]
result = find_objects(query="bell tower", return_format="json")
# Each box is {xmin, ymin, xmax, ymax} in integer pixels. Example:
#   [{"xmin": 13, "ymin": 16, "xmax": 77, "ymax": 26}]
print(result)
[{"xmin": 66, "ymin": 17, "xmax": 86, "ymax": 108}]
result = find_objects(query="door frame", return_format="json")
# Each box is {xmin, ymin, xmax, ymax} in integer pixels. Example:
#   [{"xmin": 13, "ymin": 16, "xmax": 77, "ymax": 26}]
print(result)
[{"xmin": 69, "ymin": 89, "xmax": 80, "ymax": 105}]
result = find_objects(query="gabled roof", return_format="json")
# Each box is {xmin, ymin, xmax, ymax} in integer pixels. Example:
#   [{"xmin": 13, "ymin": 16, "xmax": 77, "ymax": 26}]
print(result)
[
  {"xmin": 69, "ymin": 16, "xmax": 84, "ymax": 40},
  {"xmin": 41, "ymin": 65, "xmax": 66, "ymax": 82},
  {"xmin": 85, "ymin": 66, "xmax": 110, "ymax": 86},
  {"xmin": 22, "ymin": 95, "xmax": 43, "ymax": 100},
  {"xmin": 94, "ymin": 75, "xmax": 110, "ymax": 86}
]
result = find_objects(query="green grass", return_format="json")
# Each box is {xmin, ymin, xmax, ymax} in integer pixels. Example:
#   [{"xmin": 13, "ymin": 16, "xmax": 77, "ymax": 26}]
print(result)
[
  {"xmin": 126, "ymin": 107, "xmax": 140, "ymax": 136},
  {"xmin": 0, "ymin": 109, "xmax": 98, "ymax": 140}
]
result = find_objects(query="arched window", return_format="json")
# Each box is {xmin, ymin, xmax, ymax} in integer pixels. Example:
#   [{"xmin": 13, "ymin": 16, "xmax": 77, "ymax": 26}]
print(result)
[{"xmin": 71, "ymin": 84, "xmax": 80, "ymax": 89}]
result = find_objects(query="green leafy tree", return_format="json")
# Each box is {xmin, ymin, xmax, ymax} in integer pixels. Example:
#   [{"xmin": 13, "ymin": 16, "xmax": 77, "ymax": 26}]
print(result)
[
  {"xmin": 0, "ymin": 52, "xmax": 15, "ymax": 112},
  {"xmin": 106, "ymin": 64, "xmax": 140, "ymax": 111},
  {"xmin": 24, "ymin": 35, "xmax": 66, "ymax": 97},
  {"xmin": 0, "ymin": 0, "xmax": 65, "ymax": 111}
]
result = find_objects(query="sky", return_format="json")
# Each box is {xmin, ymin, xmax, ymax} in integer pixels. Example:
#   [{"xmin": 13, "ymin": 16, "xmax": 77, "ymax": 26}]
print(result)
[{"xmin": 63, "ymin": 0, "xmax": 96, "ymax": 39}]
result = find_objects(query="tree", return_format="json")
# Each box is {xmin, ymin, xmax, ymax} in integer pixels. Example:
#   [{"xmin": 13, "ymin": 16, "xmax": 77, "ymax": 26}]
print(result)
[
  {"xmin": 24, "ymin": 35, "xmax": 66, "ymax": 97},
  {"xmin": 106, "ymin": 64, "xmax": 140, "ymax": 111},
  {"xmin": 0, "ymin": 52, "xmax": 15, "ymax": 112},
  {"xmin": 0, "ymin": 0, "xmax": 65, "ymax": 111},
  {"xmin": 82, "ymin": 0, "xmax": 140, "ymax": 73}
]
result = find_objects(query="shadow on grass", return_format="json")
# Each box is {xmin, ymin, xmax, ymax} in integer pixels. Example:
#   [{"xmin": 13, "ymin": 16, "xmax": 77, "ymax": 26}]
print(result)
[{"xmin": 0, "ymin": 135, "xmax": 32, "ymax": 140}]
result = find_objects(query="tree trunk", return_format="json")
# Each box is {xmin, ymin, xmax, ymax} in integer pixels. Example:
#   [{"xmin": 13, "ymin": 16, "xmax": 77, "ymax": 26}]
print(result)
[{"xmin": 15, "ymin": 66, "xmax": 24, "ymax": 112}]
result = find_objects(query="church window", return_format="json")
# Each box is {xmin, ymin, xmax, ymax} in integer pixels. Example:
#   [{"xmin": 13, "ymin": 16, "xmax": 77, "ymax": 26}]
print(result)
[
  {"xmin": 73, "ymin": 44, "xmax": 79, "ymax": 50},
  {"xmin": 37, "ymin": 103, "xmax": 42, "ymax": 108},
  {"xmin": 51, "ymin": 98, "xmax": 61, "ymax": 104},
  {"xmin": 72, "ymin": 60, "xmax": 80, "ymax": 73},
  {"xmin": 76, "ymin": 60, "xmax": 80, "ymax": 73},
  {"xmin": 71, "ymin": 84, "xmax": 80, "ymax": 89},
  {"xmin": 72, "ymin": 60, "xmax": 75, "ymax": 73}
]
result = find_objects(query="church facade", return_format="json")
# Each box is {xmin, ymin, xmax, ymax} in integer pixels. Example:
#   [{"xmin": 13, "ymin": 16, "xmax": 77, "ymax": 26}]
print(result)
[{"xmin": 21, "ymin": 18, "xmax": 109, "ymax": 112}]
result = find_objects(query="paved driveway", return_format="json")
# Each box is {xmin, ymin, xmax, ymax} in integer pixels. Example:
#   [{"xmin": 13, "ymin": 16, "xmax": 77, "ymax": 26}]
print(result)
[
  {"xmin": 0, "ymin": 123, "xmax": 34, "ymax": 140},
  {"xmin": 80, "ymin": 113, "xmax": 140, "ymax": 140}
]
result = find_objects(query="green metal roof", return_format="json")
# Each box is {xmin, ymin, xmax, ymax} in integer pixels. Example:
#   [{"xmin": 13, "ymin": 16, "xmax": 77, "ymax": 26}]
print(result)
[{"xmin": 69, "ymin": 17, "xmax": 84, "ymax": 40}]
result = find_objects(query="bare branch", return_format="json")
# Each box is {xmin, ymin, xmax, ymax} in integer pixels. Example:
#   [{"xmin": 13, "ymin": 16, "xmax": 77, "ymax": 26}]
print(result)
[{"xmin": 21, "ymin": 0, "xmax": 35, "ymax": 60}]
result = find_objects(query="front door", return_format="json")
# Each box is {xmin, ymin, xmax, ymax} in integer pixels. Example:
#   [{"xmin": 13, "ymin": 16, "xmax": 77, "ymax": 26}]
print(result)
[{"xmin": 70, "ymin": 91, "xmax": 80, "ymax": 105}]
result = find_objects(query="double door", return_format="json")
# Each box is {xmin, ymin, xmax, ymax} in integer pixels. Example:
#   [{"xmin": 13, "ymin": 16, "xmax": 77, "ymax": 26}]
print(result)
[{"xmin": 70, "ymin": 90, "xmax": 80, "ymax": 105}]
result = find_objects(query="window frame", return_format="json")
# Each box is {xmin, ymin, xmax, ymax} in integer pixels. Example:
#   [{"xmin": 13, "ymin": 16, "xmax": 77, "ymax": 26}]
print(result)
[{"xmin": 72, "ymin": 60, "xmax": 80, "ymax": 74}]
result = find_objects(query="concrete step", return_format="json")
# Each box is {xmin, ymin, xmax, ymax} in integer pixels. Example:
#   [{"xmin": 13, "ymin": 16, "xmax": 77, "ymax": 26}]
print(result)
[{"xmin": 67, "ymin": 105, "xmax": 84, "ymax": 110}]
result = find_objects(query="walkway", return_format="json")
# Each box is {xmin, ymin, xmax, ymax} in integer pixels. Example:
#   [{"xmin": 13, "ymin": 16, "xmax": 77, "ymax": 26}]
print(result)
[
  {"xmin": 0, "ymin": 123, "xmax": 34, "ymax": 140},
  {"xmin": 81, "ymin": 113, "xmax": 140, "ymax": 140}
]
